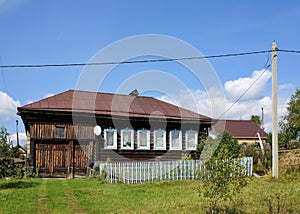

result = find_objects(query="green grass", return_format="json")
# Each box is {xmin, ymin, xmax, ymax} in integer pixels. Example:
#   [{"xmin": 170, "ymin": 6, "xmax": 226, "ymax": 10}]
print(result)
[{"xmin": 0, "ymin": 176, "xmax": 300, "ymax": 213}]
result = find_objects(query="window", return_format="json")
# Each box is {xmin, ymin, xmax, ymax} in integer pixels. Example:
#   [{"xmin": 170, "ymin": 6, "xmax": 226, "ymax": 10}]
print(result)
[
  {"xmin": 137, "ymin": 129, "xmax": 150, "ymax": 150},
  {"xmin": 185, "ymin": 130, "xmax": 198, "ymax": 150},
  {"xmin": 121, "ymin": 129, "xmax": 134, "ymax": 150},
  {"xmin": 56, "ymin": 127, "xmax": 65, "ymax": 138},
  {"xmin": 154, "ymin": 129, "xmax": 166, "ymax": 150},
  {"xmin": 169, "ymin": 130, "xmax": 182, "ymax": 150},
  {"xmin": 104, "ymin": 129, "xmax": 117, "ymax": 149}
]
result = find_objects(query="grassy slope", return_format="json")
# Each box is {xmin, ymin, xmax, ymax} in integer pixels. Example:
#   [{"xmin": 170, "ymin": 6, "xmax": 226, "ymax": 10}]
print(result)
[{"xmin": 0, "ymin": 176, "xmax": 299, "ymax": 214}]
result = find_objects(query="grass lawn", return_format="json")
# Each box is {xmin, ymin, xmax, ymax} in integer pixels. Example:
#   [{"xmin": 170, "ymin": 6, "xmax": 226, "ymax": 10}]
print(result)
[{"xmin": 0, "ymin": 176, "xmax": 300, "ymax": 214}]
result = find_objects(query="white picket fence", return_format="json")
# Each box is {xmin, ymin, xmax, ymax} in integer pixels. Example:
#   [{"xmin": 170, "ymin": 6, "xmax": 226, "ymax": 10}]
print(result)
[{"xmin": 103, "ymin": 157, "xmax": 253, "ymax": 184}]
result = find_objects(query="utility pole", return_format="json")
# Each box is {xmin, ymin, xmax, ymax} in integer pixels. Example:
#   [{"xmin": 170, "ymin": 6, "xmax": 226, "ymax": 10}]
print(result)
[
  {"xmin": 272, "ymin": 41, "xmax": 278, "ymax": 178},
  {"xmin": 16, "ymin": 120, "xmax": 20, "ymax": 157},
  {"xmin": 261, "ymin": 107, "xmax": 264, "ymax": 139}
]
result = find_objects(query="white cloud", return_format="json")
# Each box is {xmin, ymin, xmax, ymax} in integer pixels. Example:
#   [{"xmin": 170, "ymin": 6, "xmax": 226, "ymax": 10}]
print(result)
[
  {"xmin": 157, "ymin": 70, "xmax": 289, "ymax": 133},
  {"xmin": 0, "ymin": 91, "xmax": 21, "ymax": 122},
  {"xmin": 224, "ymin": 69, "xmax": 271, "ymax": 101},
  {"xmin": 43, "ymin": 93, "xmax": 54, "ymax": 99},
  {"xmin": 159, "ymin": 87, "xmax": 226, "ymax": 120},
  {"xmin": 159, "ymin": 89, "xmax": 210, "ymax": 115},
  {"xmin": 279, "ymin": 83, "xmax": 294, "ymax": 91},
  {"xmin": 9, "ymin": 132, "xmax": 27, "ymax": 147},
  {"xmin": 25, "ymin": 100, "xmax": 33, "ymax": 104}
]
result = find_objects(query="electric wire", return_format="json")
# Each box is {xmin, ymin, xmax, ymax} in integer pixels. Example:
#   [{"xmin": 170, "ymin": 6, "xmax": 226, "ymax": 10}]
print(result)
[
  {"xmin": 0, "ymin": 47, "xmax": 298, "ymax": 126},
  {"xmin": 278, "ymin": 49, "xmax": 300, "ymax": 54},
  {"xmin": 216, "ymin": 57, "xmax": 272, "ymax": 121},
  {"xmin": 0, "ymin": 49, "xmax": 300, "ymax": 69},
  {"xmin": 0, "ymin": 49, "xmax": 274, "ymax": 69}
]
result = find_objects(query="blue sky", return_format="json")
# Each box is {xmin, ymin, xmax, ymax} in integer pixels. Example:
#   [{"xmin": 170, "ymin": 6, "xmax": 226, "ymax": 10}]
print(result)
[{"xmin": 0, "ymin": 0, "xmax": 300, "ymax": 145}]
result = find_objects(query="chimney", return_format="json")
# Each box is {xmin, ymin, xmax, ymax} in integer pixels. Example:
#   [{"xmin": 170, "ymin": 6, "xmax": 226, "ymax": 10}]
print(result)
[{"xmin": 129, "ymin": 89, "xmax": 139, "ymax": 96}]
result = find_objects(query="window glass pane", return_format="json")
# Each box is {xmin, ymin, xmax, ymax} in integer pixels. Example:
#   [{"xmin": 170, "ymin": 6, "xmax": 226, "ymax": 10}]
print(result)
[
  {"xmin": 187, "ymin": 132, "xmax": 195, "ymax": 148},
  {"xmin": 186, "ymin": 130, "xmax": 198, "ymax": 150},
  {"xmin": 122, "ymin": 131, "xmax": 130, "ymax": 146},
  {"xmin": 172, "ymin": 131, "xmax": 180, "ymax": 148},
  {"xmin": 56, "ymin": 127, "xmax": 65, "ymax": 138},
  {"xmin": 170, "ymin": 130, "xmax": 182, "ymax": 150},
  {"xmin": 104, "ymin": 129, "xmax": 117, "ymax": 149},
  {"xmin": 121, "ymin": 129, "xmax": 134, "ymax": 149},
  {"xmin": 106, "ymin": 131, "xmax": 114, "ymax": 146},
  {"xmin": 137, "ymin": 130, "xmax": 150, "ymax": 150},
  {"xmin": 155, "ymin": 131, "xmax": 164, "ymax": 148},
  {"xmin": 154, "ymin": 129, "xmax": 166, "ymax": 150},
  {"xmin": 139, "ymin": 132, "xmax": 147, "ymax": 146}
]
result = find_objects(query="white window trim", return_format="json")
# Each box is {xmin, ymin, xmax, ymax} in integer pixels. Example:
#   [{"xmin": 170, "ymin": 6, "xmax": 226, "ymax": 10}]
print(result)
[
  {"xmin": 169, "ymin": 130, "xmax": 182, "ymax": 150},
  {"xmin": 137, "ymin": 129, "xmax": 150, "ymax": 150},
  {"xmin": 104, "ymin": 128, "xmax": 117, "ymax": 149},
  {"xmin": 153, "ymin": 129, "xmax": 166, "ymax": 150},
  {"xmin": 185, "ymin": 130, "xmax": 198, "ymax": 150},
  {"xmin": 121, "ymin": 128, "xmax": 134, "ymax": 150}
]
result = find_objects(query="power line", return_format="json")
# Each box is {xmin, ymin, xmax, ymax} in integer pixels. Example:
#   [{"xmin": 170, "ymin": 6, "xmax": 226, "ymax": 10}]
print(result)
[
  {"xmin": 214, "ymin": 48, "xmax": 300, "ymax": 120},
  {"xmin": 216, "ymin": 61, "xmax": 272, "ymax": 120},
  {"xmin": 0, "ymin": 48, "xmax": 300, "ymax": 69},
  {"xmin": 0, "ymin": 49, "xmax": 273, "ymax": 69},
  {"xmin": 278, "ymin": 49, "xmax": 300, "ymax": 54}
]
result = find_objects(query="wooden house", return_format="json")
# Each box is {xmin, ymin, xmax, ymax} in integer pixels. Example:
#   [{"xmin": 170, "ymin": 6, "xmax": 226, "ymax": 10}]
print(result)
[
  {"xmin": 18, "ymin": 145, "xmax": 27, "ymax": 158},
  {"xmin": 17, "ymin": 90, "xmax": 213, "ymax": 177}
]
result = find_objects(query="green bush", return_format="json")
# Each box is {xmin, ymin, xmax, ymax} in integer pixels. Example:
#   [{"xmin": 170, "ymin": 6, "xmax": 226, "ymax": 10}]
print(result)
[
  {"xmin": 242, "ymin": 143, "xmax": 271, "ymax": 172},
  {"xmin": 181, "ymin": 153, "xmax": 193, "ymax": 160},
  {"xmin": 198, "ymin": 151, "xmax": 248, "ymax": 213},
  {"xmin": 97, "ymin": 164, "xmax": 108, "ymax": 184},
  {"xmin": 0, "ymin": 157, "xmax": 23, "ymax": 179},
  {"xmin": 196, "ymin": 131, "xmax": 241, "ymax": 163}
]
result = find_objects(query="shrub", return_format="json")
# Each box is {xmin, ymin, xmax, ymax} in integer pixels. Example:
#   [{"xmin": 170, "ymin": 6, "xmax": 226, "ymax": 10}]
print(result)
[
  {"xmin": 181, "ymin": 153, "xmax": 192, "ymax": 160},
  {"xmin": 198, "ymin": 151, "xmax": 248, "ymax": 213},
  {"xmin": 0, "ymin": 157, "xmax": 23, "ymax": 179},
  {"xmin": 196, "ymin": 131, "xmax": 241, "ymax": 163},
  {"xmin": 242, "ymin": 143, "xmax": 271, "ymax": 172},
  {"xmin": 97, "ymin": 163, "xmax": 108, "ymax": 184}
]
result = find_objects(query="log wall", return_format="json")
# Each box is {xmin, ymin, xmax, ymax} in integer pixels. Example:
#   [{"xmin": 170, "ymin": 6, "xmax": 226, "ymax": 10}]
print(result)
[
  {"xmin": 30, "ymin": 122, "xmax": 95, "ymax": 140},
  {"xmin": 28, "ymin": 120, "xmax": 210, "ymax": 176}
]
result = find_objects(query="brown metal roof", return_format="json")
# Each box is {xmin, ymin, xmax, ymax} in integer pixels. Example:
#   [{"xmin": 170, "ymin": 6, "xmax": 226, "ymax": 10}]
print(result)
[
  {"xmin": 213, "ymin": 120, "xmax": 268, "ymax": 138},
  {"xmin": 18, "ymin": 90, "xmax": 212, "ymax": 121}
]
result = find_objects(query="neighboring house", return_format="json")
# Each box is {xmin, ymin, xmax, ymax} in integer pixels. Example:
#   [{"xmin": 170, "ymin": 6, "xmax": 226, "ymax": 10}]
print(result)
[
  {"xmin": 213, "ymin": 120, "xmax": 268, "ymax": 144},
  {"xmin": 18, "ymin": 145, "xmax": 27, "ymax": 158},
  {"xmin": 17, "ymin": 90, "xmax": 213, "ymax": 178}
]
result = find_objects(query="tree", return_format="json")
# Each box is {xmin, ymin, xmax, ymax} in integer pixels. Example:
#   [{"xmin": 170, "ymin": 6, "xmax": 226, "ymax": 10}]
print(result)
[
  {"xmin": 197, "ymin": 132, "xmax": 246, "ymax": 213},
  {"xmin": 0, "ymin": 126, "xmax": 24, "ymax": 179},
  {"xmin": 213, "ymin": 131, "xmax": 241, "ymax": 158},
  {"xmin": 198, "ymin": 150, "xmax": 247, "ymax": 213},
  {"xmin": 251, "ymin": 115, "xmax": 261, "ymax": 127},
  {"xmin": 279, "ymin": 89, "xmax": 300, "ymax": 143},
  {"xmin": 0, "ymin": 126, "xmax": 10, "ymax": 158},
  {"xmin": 196, "ymin": 131, "xmax": 241, "ymax": 163}
]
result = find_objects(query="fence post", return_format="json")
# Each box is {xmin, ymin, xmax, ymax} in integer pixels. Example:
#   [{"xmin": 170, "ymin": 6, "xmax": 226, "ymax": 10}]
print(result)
[{"xmin": 131, "ymin": 162, "xmax": 133, "ymax": 184}]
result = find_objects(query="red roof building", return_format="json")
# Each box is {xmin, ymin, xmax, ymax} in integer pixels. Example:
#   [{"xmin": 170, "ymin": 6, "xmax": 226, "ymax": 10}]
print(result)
[
  {"xmin": 18, "ymin": 90, "xmax": 213, "ymax": 177},
  {"xmin": 19, "ymin": 90, "xmax": 211, "ymax": 121},
  {"xmin": 213, "ymin": 120, "xmax": 268, "ymax": 144}
]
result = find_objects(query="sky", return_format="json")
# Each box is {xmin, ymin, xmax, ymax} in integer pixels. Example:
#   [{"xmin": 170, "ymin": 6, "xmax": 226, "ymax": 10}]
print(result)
[{"xmin": 0, "ymin": 0, "xmax": 300, "ymax": 146}]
